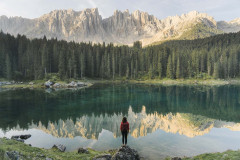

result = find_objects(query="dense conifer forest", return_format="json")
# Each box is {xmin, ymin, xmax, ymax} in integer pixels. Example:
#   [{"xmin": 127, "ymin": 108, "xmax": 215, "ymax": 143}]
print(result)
[{"xmin": 0, "ymin": 31, "xmax": 240, "ymax": 80}]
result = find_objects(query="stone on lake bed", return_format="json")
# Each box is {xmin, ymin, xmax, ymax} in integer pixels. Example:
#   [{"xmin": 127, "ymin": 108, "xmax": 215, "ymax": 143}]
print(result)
[{"xmin": 52, "ymin": 144, "xmax": 66, "ymax": 152}]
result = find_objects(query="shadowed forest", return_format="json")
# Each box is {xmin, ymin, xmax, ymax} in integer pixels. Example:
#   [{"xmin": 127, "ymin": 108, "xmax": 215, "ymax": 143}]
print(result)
[{"xmin": 0, "ymin": 31, "xmax": 240, "ymax": 80}]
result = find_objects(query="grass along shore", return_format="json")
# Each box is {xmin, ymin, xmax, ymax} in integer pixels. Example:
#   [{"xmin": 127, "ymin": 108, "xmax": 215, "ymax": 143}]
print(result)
[
  {"xmin": 1, "ymin": 138, "xmax": 240, "ymax": 160},
  {"xmin": 89, "ymin": 78, "xmax": 240, "ymax": 86},
  {"xmin": 1, "ymin": 78, "xmax": 240, "ymax": 89},
  {"xmin": 0, "ymin": 138, "xmax": 114, "ymax": 160}
]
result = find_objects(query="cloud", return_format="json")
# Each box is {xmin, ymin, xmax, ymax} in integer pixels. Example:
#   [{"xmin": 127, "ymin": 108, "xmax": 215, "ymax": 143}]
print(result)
[{"xmin": 0, "ymin": 0, "xmax": 239, "ymax": 21}]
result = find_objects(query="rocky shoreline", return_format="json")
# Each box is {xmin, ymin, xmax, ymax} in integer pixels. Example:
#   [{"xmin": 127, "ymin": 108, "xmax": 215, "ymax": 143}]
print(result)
[
  {"xmin": 0, "ymin": 137, "xmax": 141, "ymax": 160},
  {"xmin": 0, "ymin": 80, "xmax": 92, "ymax": 90},
  {"xmin": 1, "ymin": 137, "xmax": 240, "ymax": 160}
]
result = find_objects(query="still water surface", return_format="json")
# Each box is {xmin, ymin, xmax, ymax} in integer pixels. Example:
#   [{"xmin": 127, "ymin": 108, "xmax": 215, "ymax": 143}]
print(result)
[{"xmin": 1, "ymin": 84, "xmax": 240, "ymax": 159}]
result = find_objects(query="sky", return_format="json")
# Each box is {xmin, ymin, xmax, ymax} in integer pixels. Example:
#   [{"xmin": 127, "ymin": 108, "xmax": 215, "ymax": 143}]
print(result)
[{"xmin": 0, "ymin": 0, "xmax": 240, "ymax": 21}]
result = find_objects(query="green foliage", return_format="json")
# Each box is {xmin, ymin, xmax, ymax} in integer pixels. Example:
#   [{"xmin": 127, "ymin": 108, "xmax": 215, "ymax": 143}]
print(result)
[
  {"xmin": 0, "ymin": 31, "xmax": 240, "ymax": 81},
  {"xmin": 0, "ymin": 138, "xmax": 111, "ymax": 160}
]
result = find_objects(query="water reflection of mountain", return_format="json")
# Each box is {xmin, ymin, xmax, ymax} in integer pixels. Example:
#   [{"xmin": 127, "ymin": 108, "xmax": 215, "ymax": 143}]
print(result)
[
  {"xmin": 1, "ymin": 84, "xmax": 240, "ymax": 131},
  {"xmin": 13, "ymin": 106, "xmax": 239, "ymax": 139}
]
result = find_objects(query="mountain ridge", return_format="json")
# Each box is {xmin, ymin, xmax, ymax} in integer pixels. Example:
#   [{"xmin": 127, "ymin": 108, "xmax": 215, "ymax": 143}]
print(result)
[{"xmin": 0, "ymin": 8, "xmax": 240, "ymax": 46}]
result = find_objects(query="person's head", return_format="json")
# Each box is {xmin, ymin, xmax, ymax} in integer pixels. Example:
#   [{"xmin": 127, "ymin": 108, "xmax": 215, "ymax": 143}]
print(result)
[{"xmin": 122, "ymin": 117, "xmax": 127, "ymax": 123}]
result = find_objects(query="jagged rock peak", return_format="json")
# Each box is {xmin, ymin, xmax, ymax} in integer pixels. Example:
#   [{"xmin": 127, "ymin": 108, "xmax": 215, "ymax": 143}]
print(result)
[
  {"xmin": 1, "ymin": 8, "xmax": 239, "ymax": 46},
  {"xmin": 230, "ymin": 18, "xmax": 240, "ymax": 24},
  {"xmin": 40, "ymin": 8, "xmax": 100, "ymax": 18}
]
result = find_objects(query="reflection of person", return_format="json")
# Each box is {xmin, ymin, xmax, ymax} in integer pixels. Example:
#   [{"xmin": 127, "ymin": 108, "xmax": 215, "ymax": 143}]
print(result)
[{"xmin": 120, "ymin": 117, "xmax": 129, "ymax": 146}]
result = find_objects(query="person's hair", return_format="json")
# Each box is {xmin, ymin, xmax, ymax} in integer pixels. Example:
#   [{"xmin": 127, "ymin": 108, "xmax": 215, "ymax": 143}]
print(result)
[{"xmin": 122, "ymin": 117, "xmax": 127, "ymax": 123}]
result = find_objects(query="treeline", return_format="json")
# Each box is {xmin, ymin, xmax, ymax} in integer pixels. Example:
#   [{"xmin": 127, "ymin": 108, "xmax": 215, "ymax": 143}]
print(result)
[{"xmin": 0, "ymin": 31, "xmax": 240, "ymax": 80}]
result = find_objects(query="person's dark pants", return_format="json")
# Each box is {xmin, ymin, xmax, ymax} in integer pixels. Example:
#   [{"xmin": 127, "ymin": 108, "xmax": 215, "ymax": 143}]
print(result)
[{"xmin": 121, "ymin": 131, "xmax": 128, "ymax": 144}]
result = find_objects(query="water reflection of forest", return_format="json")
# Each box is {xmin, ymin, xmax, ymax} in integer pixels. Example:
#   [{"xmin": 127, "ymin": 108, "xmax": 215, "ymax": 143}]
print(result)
[{"xmin": 0, "ymin": 84, "xmax": 240, "ymax": 131}]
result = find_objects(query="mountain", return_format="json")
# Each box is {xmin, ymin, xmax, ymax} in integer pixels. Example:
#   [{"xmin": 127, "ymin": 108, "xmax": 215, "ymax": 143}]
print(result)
[
  {"xmin": 0, "ymin": 9, "xmax": 239, "ymax": 46},
  {"xmin": 217, "ymin": 18, "xmax": 240, "ymax": 33},
  {"xmin": 10, "ymin": 106, "xmax": 240, "ymax": 139}
]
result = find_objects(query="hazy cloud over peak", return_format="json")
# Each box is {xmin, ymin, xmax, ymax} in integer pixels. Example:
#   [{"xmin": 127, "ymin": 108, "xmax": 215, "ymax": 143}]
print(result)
[{"xmin": 0, "ymin": 0, "xmax": 239, "ymax": 21}]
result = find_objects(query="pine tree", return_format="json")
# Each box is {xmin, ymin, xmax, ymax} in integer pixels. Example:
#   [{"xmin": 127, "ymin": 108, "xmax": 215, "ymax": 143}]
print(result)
[
  {"xmin": 167, "ymin": 55, "xmax": 174, "ymax": 79},
  {"xmin": 5, "ymin": 54, "xmax": 12, "ymax": 80},
  {"xmin": 213, "ymin": 62, "xmax": 220, "ymax": 79},
  {"xmin": 126, "ymin": 64, "xmax": 130, "ymax": 79},
  {"xmin": 176, "ymin": 58, "xmax": 181, "ymax": 79}
]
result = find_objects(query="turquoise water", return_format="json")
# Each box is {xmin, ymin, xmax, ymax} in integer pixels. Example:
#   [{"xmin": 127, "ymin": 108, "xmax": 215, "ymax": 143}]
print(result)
[{"xmin": 1, "ymin": 84, "xmax": 240, "ymax": 159}]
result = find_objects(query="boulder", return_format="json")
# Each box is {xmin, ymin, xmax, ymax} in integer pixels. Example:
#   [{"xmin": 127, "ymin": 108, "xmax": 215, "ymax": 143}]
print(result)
[
  {"xmin": 67, "ymin": 81, "xmax": 87, "ymax": 88},
  {"xmin": 20, "ymin": 134, "xmax": 31, "ymax": 140},
  {"xmin": 6, "ymin": 82, "xmax": 11, "ymax": 85},
  {"xmin": 11, "ymin": 134, "xmax": 31, "ymax": 140},
  {"xmin": 4, "ymin": 151, "xmax": 22, "ymax": 160},
  {"xmin": 93, "ymin": 154, "xmax": 112, "ymax": 160},
  {"xmin": 53, "ymin": 83, "xmax": 61, "ymax": 88},
  {"xmin": 45, "ymin": 80, "xmax": 54, "ymax": 88},
  {"xmin": 68, "ymin": 81, "xmax": 77, "ymax": 87},
  {"xmin": 29, "ymin": 82, "xmax": 34, "ymax": 85},
  {"xmin": 11, "ymin": 134, "xmax": 31, "ymax": 142},
  {"xmin": 77, "ymin": 147, "xmax": 89, "ymax": 154},
  {"xmin": 52, "ymin": 144, "xmax": 66, "ymax": 152},
  {"xmin": 111, "ymin": 145, "xmax": 140, "ymax": 160},
  {"xmin": 76, "ymin": 81, "xmax": 86, "ymax": 87}
]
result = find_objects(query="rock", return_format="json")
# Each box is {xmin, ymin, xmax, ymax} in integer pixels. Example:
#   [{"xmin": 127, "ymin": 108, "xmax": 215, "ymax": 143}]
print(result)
[
  {"xmin": 20, "ymin": 134, "xmax": 31, "ymax": 140},
  {"xmin": 45, "ymin": 80, "xmax": 54, "ymax": 88},
  {"xmin": 172, "ymin": 157, "xmax": 182, "ymax": 160},
  {"xmin": 111, "ymin": 145, "xmax": 140, "ymax": 160},
  {"xmin": 76, "ymin": 81, "xmax": 86, "ymax": 87},
  {"xmin": 53, "ymin": 83, "xmax": 61, "ymax": 88},
  {"xmin": 11, "ymin": 134, "xmax": 31, "ymax": 140},
  {"xmin": 4, "ymin": 151, "xmax": 22, "ymax": 160},
  {"xmin": 16, "ymin": 139, "xmax": 25, "ymax": 143},
  {"xmin": 77, "ymin": 147, "xmax": 89, "ymax": 154},
  {"xmin": 68, "ymin": 81, "xmax": 77, "ymax": 87},
  {"xmin": 29, "ymin": 82, "xmax": 34, "ymax": 85},
  {"xmin": 67, "ymin": 81, "xmax": 86, "ymax": 88},
  {"xmin": 52, "ymin": 144, "xmax": 66, "ymax": 152},
  {"xmin": 11, "ymin": 135, "xmax": 20, "ymax": 139},
  {"xmin": 6, "ymin": 82, "xmax": 11, "ymax": 85},
  {"xmin": 93, "ymin": 154, "xmax": 112, "ymax": 160},
  {"xmin": 11, "ymin": 135, "xmax": 24, "ymax": 142}
]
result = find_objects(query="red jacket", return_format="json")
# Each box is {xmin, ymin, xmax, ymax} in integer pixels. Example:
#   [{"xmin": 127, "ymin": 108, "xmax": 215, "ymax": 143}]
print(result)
[{"xmin": 120, "ymin": 122, "xmax": 129, "ymax": 132}]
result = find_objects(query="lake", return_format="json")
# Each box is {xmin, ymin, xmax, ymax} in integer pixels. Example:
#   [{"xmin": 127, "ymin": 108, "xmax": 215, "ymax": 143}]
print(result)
[{"xmin": 1, "ymin": 84, "xmax": 240, "ymax": 159}]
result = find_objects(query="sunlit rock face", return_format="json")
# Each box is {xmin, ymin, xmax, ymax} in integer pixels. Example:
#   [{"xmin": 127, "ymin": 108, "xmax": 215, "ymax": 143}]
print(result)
[
  {"xmin": 0, "ymin": 9, "xmax": 234, "ymax": 46},
  {"xmin": 22, "ymin": 106, "xmax": 240, "ymax": 139}
]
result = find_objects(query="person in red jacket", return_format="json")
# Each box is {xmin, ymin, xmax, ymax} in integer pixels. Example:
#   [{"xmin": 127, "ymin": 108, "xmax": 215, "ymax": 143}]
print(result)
[{"xmin": 120, "ymin": 117, "xmax": 129, "ymax": 145}]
